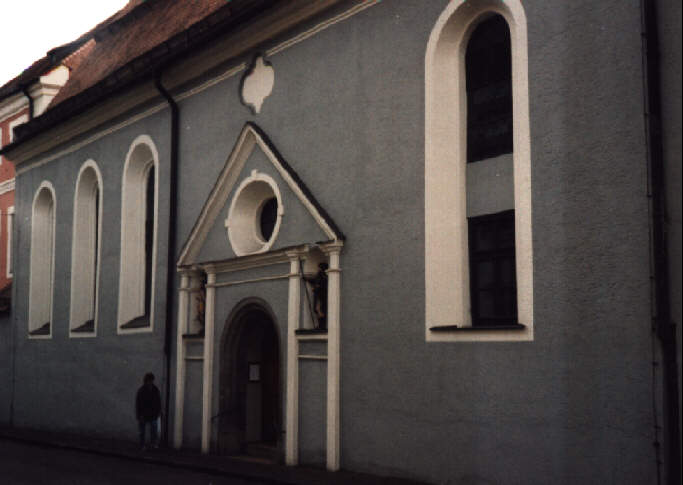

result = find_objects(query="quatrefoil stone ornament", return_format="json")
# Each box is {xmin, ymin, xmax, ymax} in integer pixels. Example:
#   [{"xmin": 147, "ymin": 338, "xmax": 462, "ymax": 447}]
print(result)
[{"xmin": 240, "ymin": 55, "xmax": 274, "ymax": 114}]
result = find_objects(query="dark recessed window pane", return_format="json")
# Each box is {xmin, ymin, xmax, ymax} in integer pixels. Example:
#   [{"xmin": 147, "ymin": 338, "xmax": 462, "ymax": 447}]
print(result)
[
  {"xmin": 474, "ymin": 223, "xmax": 496, "ymax": 251},
  {"xmin": 468, "ymin": 210, "xmax": 517, "ymax": 326},
  {"xmin": 259, "ymin": 197, "xmax": 278, "ymax": 242},
  {"xmin": 476, "ymin": 260, "xmax": 495, "ymax": 288},
  {"xmin": 466, "ymin": 15, "xmax": 513, "ymax": 163},
  {"xmin": 145, "ymin": 166, "xmax": 154, "ymax": 317},
  {"xmin": 500, "ymin": 257, "xmax": 515, "ymax": 286},
  {"xmin": 477, "ymin": 291, "xmax": 496, "ymax": 318}
]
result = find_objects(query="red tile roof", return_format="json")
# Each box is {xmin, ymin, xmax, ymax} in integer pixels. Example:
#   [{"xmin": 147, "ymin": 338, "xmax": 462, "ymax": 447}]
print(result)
[
  {"xmin": 50, "ymin": 0, "xmax": 230, "ymax": 108},
  {"xmin": 0, "ymin": 0, "xmax": 145, "ymax": 100},
  {"xmin": 2, "ymin": 0, "xmax": 297, "ymax": 153}
]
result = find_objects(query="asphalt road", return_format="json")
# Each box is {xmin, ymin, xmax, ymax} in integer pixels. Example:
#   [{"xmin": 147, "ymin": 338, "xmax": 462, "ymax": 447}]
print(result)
[{"xmin": 0, "ymin": 439, "xmax": 271, "ymax": 485}]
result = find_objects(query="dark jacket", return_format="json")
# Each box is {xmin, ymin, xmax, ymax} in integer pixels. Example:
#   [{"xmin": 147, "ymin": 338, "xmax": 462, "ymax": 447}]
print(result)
[{"xmin": 136, "ymin": 383, "xmax": 161, "ymax": 421}]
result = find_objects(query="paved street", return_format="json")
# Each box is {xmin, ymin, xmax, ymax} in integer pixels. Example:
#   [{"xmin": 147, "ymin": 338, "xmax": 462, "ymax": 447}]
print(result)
[{"xmin": 0, "ymin": 439, "xmax": 270, "ymax": 485}]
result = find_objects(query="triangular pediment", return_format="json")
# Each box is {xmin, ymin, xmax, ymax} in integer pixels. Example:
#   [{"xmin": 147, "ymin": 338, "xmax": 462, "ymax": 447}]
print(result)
[{"xmin": 178, "ymin": 122, "xmax": 343, "ymax": 267}]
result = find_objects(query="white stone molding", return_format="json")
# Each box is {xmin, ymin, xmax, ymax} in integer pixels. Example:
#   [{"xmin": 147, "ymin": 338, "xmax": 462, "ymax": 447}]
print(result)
[
  {"xmin": 174, "ymin": 273, "xmax": 190, "ymax": 449},
  {"xmin": 225, "ymin": 170, "xmax": 283, "ymax": 257},
  {"xmin": 28, "ymin": 181, "xmax": 56, "ymax": 339},
  {"xmin": 0, "ymin": 178, "xmax": 15, "ymax": 195},
  {"xmin": 201, "ymin": 271, "xmax": 217, "ymax": 453},
  {"xmin": 322, "ymin": 242, "xmax": 342, "ymax": 471},
  {"xmin": 5, "ymin": 206, "xmax": 13, "ymax": 278},
  {"xmin": 177, "ymin": 124, "xmax": 342, "ymax": 267},
  {"xmin": 240, "ymin": 55, "xmax": 274, "ymax": 114},
  {"xmin": 0, "ymin": 93, "xmax": 28, "ymax": 121},
  {"xmin": 285, "ymin": 251, "xmax": 302, "ymax": 466},
  {"xmin": 425, "ymin": 0, "xmax": 533, "ymax": 342},
  {"xmin": 69, "ymin": 160, "xmax": 103, "ymax": 337},
  {"xmin": 9, "ymin": 115, "xmax": 29, "ymax": 144},
  {"xmin": 118, "ymin": 135, "xmax": 159, "ymax": 334}
]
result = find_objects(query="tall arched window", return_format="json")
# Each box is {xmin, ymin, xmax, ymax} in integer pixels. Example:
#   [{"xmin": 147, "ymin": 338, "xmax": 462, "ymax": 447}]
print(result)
[
  {"xmin": 70, "ymin": 161, "xmax": 103, "ymax": 336},
  {"xmin": 118, "ymin": 136, "xmax": 158, "ymax": 333},
  {"xmin": 425, "ymin": 0, "xmax": 533, "ymax": 342},
  {"xmin": 29, "ymin": 182, "xmax": 56, "ymax": 338}
]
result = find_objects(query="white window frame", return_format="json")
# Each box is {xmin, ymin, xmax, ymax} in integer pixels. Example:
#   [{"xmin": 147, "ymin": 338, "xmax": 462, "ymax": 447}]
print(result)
[
  {"xmin": 425, "ymin": 0, "xmax": 533, "ymax": 342},
  {"xmin": 69, "ymin": 161, "xmax": 103, "ymax": 337},
  {"xmin": 29, "ymin": 181, "xmax": 56, "ymax": 339},
  {"xmin": 8, "ymin": 114, "xmax": 28, "ymax": 143},
  {"xmin": 117, "ymin": 135, "xmax": 159, "ymax": 334},
  {"xmin": 6, "ymin": 205, "xmax": 14, "ymax": 278}
]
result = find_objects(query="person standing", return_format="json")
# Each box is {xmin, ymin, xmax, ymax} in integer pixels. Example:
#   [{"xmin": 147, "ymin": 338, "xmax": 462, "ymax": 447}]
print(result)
[{"xmin": 136, "ymin": 372, "xmax": 161, "ymax": 450}]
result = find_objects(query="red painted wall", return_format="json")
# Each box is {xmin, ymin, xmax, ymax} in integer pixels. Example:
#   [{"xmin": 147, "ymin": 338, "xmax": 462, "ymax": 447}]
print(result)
[{"xmin": 0, "ymin": 108, "xmax": 24, "ymax": 292}]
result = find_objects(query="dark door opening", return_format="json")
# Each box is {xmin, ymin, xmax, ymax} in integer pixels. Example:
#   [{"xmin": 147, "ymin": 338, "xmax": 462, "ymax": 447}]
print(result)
[{"xmin": 219, "ymin": 304, "xmax": 280, "ymax": 460}]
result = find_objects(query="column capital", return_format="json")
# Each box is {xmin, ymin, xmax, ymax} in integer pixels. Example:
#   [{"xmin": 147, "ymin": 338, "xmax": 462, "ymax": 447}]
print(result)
[{"xmin": 319, "ymin": 240, "xmax": 344, "ymax": 255}]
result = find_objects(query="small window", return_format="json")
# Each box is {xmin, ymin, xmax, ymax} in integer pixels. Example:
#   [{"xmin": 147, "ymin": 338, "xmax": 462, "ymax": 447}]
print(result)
[
  {"xmin": 29, "ymin": 183, "xmax": 56, "ymax": 337},
  {"xmin": 468, "ymin": 210, "xmax": 517, "ymax": 326},
  {"xmin": 466, "ymin": 15, "xmax": 512, "ymax": 163},
  {"xmin": 118, "ymin": 136, "xmax": 158, "ymax": 333},
  {"xmin": 70, "ymin": 163, "xmax": 102, "ymax": 336}
]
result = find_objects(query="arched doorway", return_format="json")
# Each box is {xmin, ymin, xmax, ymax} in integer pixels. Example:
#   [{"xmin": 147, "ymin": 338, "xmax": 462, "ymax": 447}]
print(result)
[{"xmin": 219, "ymin": 301, "xmax": 280, "ymax": 460}]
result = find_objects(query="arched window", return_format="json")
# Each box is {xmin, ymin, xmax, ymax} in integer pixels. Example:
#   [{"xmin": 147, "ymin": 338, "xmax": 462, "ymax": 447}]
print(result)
[
  {"xmin": 118, "ymin": 136, "xmax": 158, "ymax": 332},
  {"xmin": 70, "ymin": 161, "xmax": 103, "ymax": 336},
  {"xmin": 29, "ymin": 182, "xmax": 56, "ymax": 338},
  {"xmin": 425, "ymin": 0, "xmax": 533, "ymax": 341}
]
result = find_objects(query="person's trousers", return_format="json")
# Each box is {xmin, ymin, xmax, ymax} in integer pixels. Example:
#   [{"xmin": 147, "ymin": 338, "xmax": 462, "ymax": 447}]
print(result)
[{"xmin": 138, "ymin": 418, "xmax": 159, "ymax": 447}]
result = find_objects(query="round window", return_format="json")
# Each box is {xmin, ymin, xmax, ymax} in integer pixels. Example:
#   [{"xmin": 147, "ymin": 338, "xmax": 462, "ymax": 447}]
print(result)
[{"xmin": 226, "ymin": 172, "xmax": 282, "ymax": 256}]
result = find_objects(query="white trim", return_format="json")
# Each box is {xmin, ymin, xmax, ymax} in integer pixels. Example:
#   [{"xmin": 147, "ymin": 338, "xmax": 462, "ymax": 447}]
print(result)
[
  {"xmin": 15, "ymin": 103, "xmax": 167, "ymax": 176},
  {"xmin": 201, "ymin": 272, "xmax": 216, "ymax": 453},
  {"xmin": 265, "ymin": 0, "xmax": 378, "ymax": 57},
  {"xmin": 425, "ymin": 0, "xmax": 533, "ymax": 342},
  {"xmin": 117, "ymin": 135, "xmax": 159, "ymax": 334},
  {"xmin": 69, "ymin": 161, "xmax": 103, "ymax": 338},
  {"xmin": 4, "ymin": 206, "xmax": 12, "ymax": 279},
  {"xmin": 8, "ymin": 115, "xmax": 29, "ymax": 143},
  {"xmin": 285, "ymin": 253, "xmax": 302, "ymax": 466},
  {"xmin": 226, "ymin": 170, "xmax": 284, "ymax": 256},
  {"xmin": 5, "ymin": 114, "xmax": 29, "ymax": 167},
  {"xmin": 0, "ymin": 93, "xmax": 28, "ymax": 121},
  {"xmin": 0, "ymin": 178, "xmax": 15, "ymax": 195},
  {"xmin": 209, "ymin": 273, "xmax": 289, "ymax": 288},
  {"xmin": 177, "ymin": 124, "xmax": 339, "ymax": 267},
  {"xmin": 174, "ymin": 274, "xmax": 190, "ymax": 449},
  {"xmin": 13, "ymin": 1, "xmax": 382, "ymax": 175},
  {"xmin": 28, "ymin": 181, "xmax": 56, "ymax": 339},
  {"xmin": 324, "ymin": 244, "xmax": 342, "ymax": 471}
]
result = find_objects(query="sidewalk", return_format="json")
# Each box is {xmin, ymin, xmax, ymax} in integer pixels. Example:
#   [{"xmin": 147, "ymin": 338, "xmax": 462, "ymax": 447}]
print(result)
[{"xmin": 0, "ymin": 426, "xmax": 427, "ymax": 485}]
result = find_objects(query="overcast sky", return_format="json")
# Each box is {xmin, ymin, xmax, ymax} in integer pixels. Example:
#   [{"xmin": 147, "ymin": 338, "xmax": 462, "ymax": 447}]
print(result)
[{"xmin": 0, "ymin": 0, "xmax": 128, "ymax": 87}]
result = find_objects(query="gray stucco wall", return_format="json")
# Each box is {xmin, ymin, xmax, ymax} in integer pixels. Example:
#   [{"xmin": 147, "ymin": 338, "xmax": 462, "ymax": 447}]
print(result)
[
  {"xmin": 7, "ymin": 0, "xmax": 668, "ymax": 483},
  {"xmin": 0, "ymin": 313, "xmax": 12, "ymax": 424},
  {"xmin": 11, "ymin": 108, "xmax": 172, "ymax": 439}
]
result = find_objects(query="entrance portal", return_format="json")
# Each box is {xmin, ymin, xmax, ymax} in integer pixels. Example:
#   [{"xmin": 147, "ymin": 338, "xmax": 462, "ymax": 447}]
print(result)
[{"xmin": 219, "ymin": 302, "xmax": 280, "ymax": 460}]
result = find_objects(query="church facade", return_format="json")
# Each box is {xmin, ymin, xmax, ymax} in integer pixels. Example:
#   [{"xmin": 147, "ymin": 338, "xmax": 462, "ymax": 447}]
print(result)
[{"xmin": 1, "ymin": 1, "xmax": 680, "ymax": 484}]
